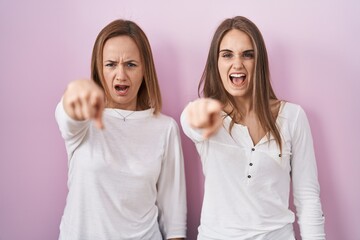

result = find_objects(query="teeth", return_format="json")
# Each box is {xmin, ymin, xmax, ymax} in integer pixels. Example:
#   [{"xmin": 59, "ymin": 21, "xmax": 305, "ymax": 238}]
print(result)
[
  {"xmin": 230, "ymin": 73, "xmax": 245, "ymax": 77},
  {"xmin": 115, "ymin": 85, "xmax": 128, "ymax": 91}
]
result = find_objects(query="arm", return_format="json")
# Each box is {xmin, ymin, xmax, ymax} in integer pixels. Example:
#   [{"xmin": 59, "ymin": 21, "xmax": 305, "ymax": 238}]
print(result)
[
  {"xmin": 157, "ymin": 119, "xmax": 187, "ymax": 239},
  {"xmin": 291, "ymin": 107, "xmax": 325, "ymax": 239},
  {"xmin": 55, "ymin": 79, "xmax": 106, "ymax": 160},
  {"xmin": 62, "ymin": 79, "xmax": 105, "ymax": 129},
  {"xmin": 181, "ymin": 98, "xmax": 222, "ymax": 139}
]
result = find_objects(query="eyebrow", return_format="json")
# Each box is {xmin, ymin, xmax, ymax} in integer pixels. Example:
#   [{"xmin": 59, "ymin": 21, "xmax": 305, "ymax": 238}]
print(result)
[
  {"xmin": 243, "ymin": 49, "xmax": 254, "ymax": 53},
  {"xmin": 219, "ymin": 49, "xmax": 254, "ymax": 53},
  {"xmin": 219, "ymin": 49, "xmax": 232, "ymax": 53},
  {"xmin": 103, "ymin": 59, "xmax": 139, "ymax": 63},
  {"xmin": 103, "ymin": 59, "xmax": 117, "ymax": 63}
]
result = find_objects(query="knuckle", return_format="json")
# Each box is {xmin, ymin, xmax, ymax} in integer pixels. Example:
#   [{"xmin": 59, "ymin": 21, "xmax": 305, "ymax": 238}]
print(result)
[{"xmin": 79, "ymin": 91, "xmax": 90, "ymax": 100}]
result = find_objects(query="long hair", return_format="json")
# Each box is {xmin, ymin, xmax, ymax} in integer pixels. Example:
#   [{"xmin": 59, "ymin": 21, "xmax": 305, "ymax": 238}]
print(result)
[
  {"xmin": 91, "ymin": 19, "xmax": 162, "ymax": 114},
  {"xmin": 199, "ymin": 16, "xmax": 282, "ymax": 150}
]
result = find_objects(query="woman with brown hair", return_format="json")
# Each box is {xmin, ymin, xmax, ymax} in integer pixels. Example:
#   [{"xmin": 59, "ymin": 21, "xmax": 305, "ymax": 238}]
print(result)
[
  {"xmin": 181, "ymin": 16, "xmax": 325, "ymax": 239},
  {"xmin": 56, "ymin": 19, "xmax": 186, "ymax": 240}
]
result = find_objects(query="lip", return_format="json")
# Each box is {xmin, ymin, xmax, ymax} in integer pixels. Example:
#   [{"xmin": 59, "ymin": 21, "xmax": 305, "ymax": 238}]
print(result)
[
  {"xmin": 114, "ymin": 84, "xmax": 130, "ymax": 96},
  {"xmin": 229, "ymin": 72, "xmax": 246, "ymax": 87}
]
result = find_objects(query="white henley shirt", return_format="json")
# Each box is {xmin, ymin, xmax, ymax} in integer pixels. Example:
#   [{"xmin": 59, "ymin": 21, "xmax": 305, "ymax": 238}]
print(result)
[{"xmin": 181, "ymin": 101, "xmax": 325, "ymax": 240}]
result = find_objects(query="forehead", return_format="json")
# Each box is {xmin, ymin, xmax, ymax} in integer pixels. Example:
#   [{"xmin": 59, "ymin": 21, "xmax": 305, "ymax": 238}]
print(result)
[
  {"xmin": 220, "ymin": 29, "xmax": 253, "ymax": 50},
  {"xmin": 103, "ymin": 35, "xmax": 141, "ymax": 58}
]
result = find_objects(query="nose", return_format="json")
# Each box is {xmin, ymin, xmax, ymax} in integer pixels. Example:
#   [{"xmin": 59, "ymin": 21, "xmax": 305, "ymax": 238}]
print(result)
[
  {"xmin": 233, "ymin": 56, "xmax": 243, "ymax": 69},
  {"xmin": 116, "ymin": 66, "xmax": 127, "ymax": 80}
]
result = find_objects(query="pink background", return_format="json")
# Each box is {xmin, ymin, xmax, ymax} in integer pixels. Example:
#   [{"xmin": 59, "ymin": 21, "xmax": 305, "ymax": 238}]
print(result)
[{"xmin": 1, "ymin": 0, "xmax": 359, "ymax": 239}]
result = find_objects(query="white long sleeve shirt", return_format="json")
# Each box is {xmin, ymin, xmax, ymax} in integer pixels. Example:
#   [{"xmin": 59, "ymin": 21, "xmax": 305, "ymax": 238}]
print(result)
[
  {"xmin": 181, "ymin": 101, "xmax": 325, "ymax": 240},
  {"xmin": 55, "ymin": 101, "xmax": 187, "ymax": 240}
]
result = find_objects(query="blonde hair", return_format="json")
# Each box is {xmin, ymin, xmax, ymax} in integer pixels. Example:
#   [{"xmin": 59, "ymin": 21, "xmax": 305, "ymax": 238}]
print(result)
[{"xmin": 91, "ymin": 19, "xmax": 162, "ymax": 114}]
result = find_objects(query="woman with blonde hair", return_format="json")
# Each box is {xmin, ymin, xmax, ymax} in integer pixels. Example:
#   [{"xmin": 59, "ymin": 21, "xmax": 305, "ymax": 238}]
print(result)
[{"xmin": 56, "ymin": 19, "xmax": 186, "ymax": 240}]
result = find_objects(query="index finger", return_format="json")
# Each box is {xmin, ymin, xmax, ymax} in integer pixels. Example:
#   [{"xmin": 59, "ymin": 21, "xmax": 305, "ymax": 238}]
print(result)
[
  {"xmin": 90, "ymin": 92, "xmax": 105, "ymax": 130},
  {"xmin": 205, "ymin": 99, "xmax": 222, "ymax": 115}
]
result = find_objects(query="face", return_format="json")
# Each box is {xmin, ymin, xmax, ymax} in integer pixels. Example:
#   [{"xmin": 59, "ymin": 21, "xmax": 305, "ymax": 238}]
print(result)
[
  {"xmin": 102, "ymin": 36, "xmax": 144, "ymax": 110},
  {"xmin": 218, "ymin": 29, "xmax": 255, "ymax": 102}
]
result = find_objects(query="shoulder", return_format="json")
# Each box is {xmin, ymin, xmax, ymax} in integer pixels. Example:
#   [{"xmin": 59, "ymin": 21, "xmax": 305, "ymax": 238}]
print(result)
[
  {"xmin": 278, "ymin": 101, "xmax": 305, "ymax": 121},
  {"xmin": 153, "ymin": 113, "xmax": 180, "ymax": 130},
  {"xmin": 278, "ymin": 101, "xmax": 311, "ymax": 134},
  {"xmin": 154, "ymin": 112, "xmax": 176, "ymax": 123}
]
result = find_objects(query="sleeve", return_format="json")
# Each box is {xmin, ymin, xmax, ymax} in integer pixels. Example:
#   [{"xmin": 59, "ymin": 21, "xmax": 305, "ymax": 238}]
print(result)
[
  {"xmin": 156, "ymin": 118, "xmax": 187, "ymax": 239},
  {"xmin": 55, "ymin": 99, "xmax": 90, "ymax": 160},
  {"xmin": 290, "ymin": 106, "xmax": 325, "ymax": 239}
]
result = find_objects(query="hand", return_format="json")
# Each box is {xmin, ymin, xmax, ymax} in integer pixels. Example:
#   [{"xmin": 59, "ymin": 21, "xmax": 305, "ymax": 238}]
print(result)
[
  {"xmin": 63, "ymin": 79, "xmax": 105, "ymax": 129},
  {"xmin": 185, "ymin": 98, "xmax": 223, "ymax": 138}
]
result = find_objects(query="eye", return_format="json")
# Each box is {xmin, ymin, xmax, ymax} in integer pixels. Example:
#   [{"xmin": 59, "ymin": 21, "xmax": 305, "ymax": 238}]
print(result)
[
  {"xmin": 221, "ymin": 52, "xmax": 233, "ymax": 59},
  {"xmin": 242, "ymin": 51, "xmax": 254, "ymax": 60},
  {"xmin": 105, "ymin": 62, "xmax": 116, "ymax": 68},
  {"xmin": 126, "ymin": 62, "xmax": 137, "ymax": 68}
]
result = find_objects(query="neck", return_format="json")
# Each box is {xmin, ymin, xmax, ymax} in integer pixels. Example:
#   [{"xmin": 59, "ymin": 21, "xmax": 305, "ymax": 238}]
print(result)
[
  {"xmin": 106, "ymin": 100, "xmax": 137, "ymax": 111},
  {"xmin": 224, "ymin": 98, "xmax": 254, "ymax": 119}
]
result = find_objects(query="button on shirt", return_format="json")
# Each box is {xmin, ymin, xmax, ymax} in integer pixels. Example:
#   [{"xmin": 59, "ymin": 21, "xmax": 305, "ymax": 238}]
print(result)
[{"xmin": 181, "ymin": 102, "xmax": 325, "ymax": 240}]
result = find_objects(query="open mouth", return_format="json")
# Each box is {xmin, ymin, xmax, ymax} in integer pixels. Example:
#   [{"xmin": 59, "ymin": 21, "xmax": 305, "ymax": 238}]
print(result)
[
  {"xmin": 229, "ymin": 73, "xmax": 246, "ymax": 86},
  {"xmin": 114, "ymin": 84, "xmax": 129, "ymax": 94}
]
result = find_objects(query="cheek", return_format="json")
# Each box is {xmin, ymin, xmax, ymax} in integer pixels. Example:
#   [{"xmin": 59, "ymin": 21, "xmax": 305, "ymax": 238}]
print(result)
[
  {"xmin": 220, "ymin": 72, "xmax": 229, "ymax": 87},
  {"xmin": 102, "ymin": 73, "xmax": 114, "ymax": 91},
  {"xmin": 128, "ymin": 73, "xmax": 143, "ymax": 90},
  {"xmin": 103, "ymin": 74, "xmax": 112, "ymax": 86},
  {"xmin": 245, "ymin": 62, "xmax": 255, "ymax": 74},
  {"xmin": 103, "ymin": 70, "xmax": 112, "ymax": 80},
  {"xmin": 218, "ymin": 62, "xmax": 227, "ymax": 76}
]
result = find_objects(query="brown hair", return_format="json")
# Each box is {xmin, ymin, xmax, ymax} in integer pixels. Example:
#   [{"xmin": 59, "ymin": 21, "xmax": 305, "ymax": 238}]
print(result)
[
  {"xmin": 91, "ymin": 19, "xmax": 162, "ymax": 114},
  {"xmin": 199, "ymin": 16, "xmax": 282, "ymax": 150}
]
